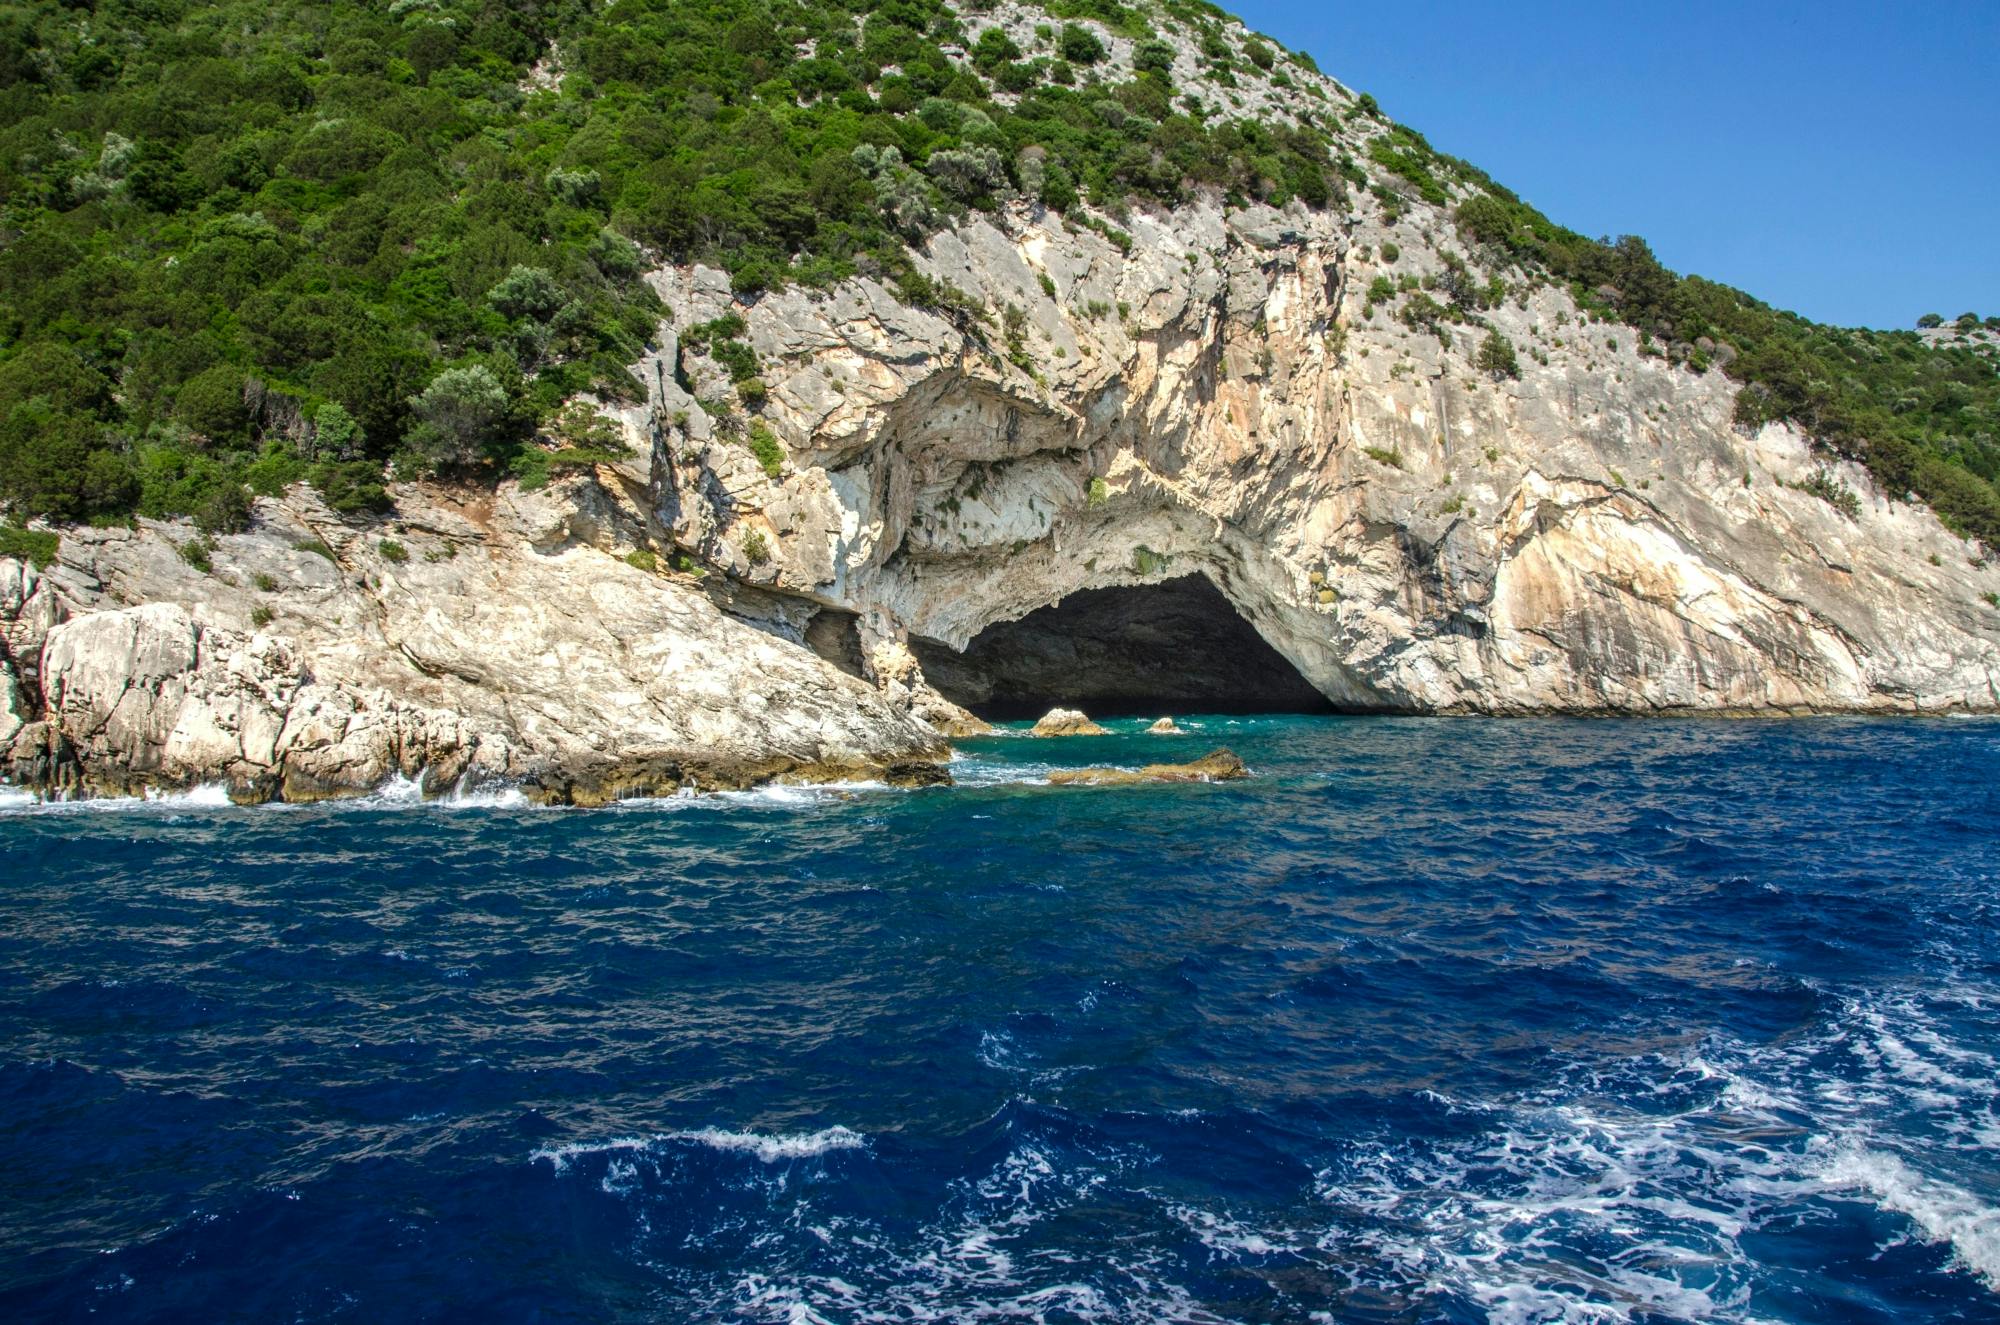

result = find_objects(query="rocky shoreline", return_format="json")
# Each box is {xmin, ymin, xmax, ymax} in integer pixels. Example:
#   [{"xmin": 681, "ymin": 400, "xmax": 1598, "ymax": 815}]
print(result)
[{"xmin": 0, "ymin": 482, "xmax": 955, "ymax": 805}]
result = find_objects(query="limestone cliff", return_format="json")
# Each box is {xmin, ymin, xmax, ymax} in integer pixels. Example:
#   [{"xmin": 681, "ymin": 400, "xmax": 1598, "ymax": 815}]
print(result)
[
  {"xmin": 0, "ymin": 483, "xmax": 948, "ymax": 802},
  {"xmin": 640, "ymin": 192, "xmax": 1999, "ymax": 718},
  {"xmin": 4, "ymin": 4, "xmax": 1999, "ymax": 802}
]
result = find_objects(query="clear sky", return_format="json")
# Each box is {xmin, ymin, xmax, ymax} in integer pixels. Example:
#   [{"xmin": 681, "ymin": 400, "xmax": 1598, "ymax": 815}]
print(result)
[{"xmin": 1223, "ymin": 0, "xmax": 1999, "ymax": 330}]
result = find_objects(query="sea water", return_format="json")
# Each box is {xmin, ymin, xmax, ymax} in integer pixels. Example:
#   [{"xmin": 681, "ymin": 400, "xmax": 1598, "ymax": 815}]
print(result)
[{"xmin": 2, "ymin": 716, "xmax": 1998, "ymax": 1323}]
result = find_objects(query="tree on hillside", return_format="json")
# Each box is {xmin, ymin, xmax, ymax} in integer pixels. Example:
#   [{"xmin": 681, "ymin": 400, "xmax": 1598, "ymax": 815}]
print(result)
[{"xmin": 408, "ymin": 367, "xmax": 509, "ymax": 470}]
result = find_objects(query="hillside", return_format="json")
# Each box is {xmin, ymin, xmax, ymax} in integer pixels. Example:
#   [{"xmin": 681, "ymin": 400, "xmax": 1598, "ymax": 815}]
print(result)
[
  {"xmin": 2, "ymin": 0, "xmax": 1999, "ymax": 801},
  {"xmin": 2, "ymin": 0, "xmax": 1998, "ymax": 545}
]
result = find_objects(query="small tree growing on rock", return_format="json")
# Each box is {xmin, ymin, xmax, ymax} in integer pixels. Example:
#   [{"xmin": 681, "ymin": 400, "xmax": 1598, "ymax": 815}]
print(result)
[
  {"xmin": 1478, "ymin": 330, "xmax": 1521, "ymax": 380},
  {"xmin": 1058, "ymin": 23, "xmax": 1104, "ymax": 64},
  {"xmin": 407, "ymin": 365, "xmax": 508, "ymax": 469}
]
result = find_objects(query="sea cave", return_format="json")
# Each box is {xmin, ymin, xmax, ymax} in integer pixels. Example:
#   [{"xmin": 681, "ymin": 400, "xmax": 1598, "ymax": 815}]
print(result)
[{"xmin": 909, "ymin": 574, "xmax": 1334, "ymax": 719}]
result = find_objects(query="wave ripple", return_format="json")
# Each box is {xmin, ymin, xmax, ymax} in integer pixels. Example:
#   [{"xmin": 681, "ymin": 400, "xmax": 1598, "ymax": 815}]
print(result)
[{"xmin": 2, "ymin": 715, "xmax": 1998, "ymax": 1324}]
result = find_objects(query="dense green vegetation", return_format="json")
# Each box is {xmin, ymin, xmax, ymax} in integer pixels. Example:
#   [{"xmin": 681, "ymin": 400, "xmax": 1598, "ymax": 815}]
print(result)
[
  {"xmin": 0, "ymin": 0, "xmax": 1336, "ymax": 531},
  {"xmin": 1452, "ymin": 190, "xmax": 2000, "ymax": 544}
]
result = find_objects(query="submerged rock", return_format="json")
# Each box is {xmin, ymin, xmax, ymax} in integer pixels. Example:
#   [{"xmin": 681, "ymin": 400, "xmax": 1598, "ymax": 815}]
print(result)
[
  {"xmin": 1147, "ymin": 717, "xmax": 1183, "ymax": 734},
  {"xmin": 1030, "ymin": 707, "xmax": 1110, "ymax": 737},
  {"xmin": 1047, "ymin": 750, "xmax": 1248, "ymax": 786}
]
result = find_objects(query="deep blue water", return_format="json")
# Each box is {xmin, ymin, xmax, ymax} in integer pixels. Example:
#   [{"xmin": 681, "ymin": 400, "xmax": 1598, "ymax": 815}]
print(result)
[{"xmin": 3, "ymin": 716, "xmax": 2000, "ymax": 1324}]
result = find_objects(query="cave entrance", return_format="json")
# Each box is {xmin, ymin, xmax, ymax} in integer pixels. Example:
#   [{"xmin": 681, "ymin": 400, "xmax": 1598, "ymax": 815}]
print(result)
[{"xmin": 910, "ymin": 574, "xmax": 1333, "ymax": 719}]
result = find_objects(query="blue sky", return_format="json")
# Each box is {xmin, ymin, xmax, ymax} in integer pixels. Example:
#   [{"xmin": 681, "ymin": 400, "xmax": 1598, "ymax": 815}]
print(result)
[{"xmin": 1223, "ymin": 1, "xmax": 1999, "ymax": 330}]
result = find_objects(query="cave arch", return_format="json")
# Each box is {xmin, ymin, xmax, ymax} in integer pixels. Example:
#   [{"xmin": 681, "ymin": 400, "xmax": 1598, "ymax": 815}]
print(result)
[{"xmin": 909, "ymin": 574, "xmax": 1334, "ymax": 719}]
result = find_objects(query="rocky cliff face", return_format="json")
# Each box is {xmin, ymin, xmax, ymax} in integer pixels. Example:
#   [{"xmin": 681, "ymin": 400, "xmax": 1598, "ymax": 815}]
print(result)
[
  {"xmin": 4, "ymin": 6, "xmax": 1998, "ymax": 802},
  {"xmin": 643, "ymin": 190, "xmax": 2000, "ymax": 719},
  {"xmin": 0, "ymin": 482, "xmax": 948, "ymax": 802}
]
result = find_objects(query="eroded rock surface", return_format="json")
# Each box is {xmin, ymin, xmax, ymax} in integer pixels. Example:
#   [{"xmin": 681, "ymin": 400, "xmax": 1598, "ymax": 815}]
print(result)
[
  {"xmin": 1047, "ymin": 750, "xmax": 1250, "ymax": 786},
  {"xmin": 637, "ymin": 190, "xmax": 2000, "ymax": 717},
  {"xmin": 1029, "ymin": 707, "xmax": 1111, "ymax": 737},
  {"xmin": 7, "ymin": 33, "xmax": 2000, "ymax": 801},
  {"xmin": 1, "ymin": 481, "xmax": 947, "ymax": 802}
]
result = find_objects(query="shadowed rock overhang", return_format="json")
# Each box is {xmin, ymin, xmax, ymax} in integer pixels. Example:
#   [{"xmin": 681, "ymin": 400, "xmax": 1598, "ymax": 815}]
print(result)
[{"xmin": 910, "ymin": 574, "xmax": 1335, "ymax": 719}]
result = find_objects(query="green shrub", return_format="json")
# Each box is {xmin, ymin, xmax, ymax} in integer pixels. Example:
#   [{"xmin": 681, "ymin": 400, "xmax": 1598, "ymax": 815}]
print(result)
[
  {"xmin": 1477, "ymin": 331, "xmax": 1521, "ymax": 380},
  {"xmin": 175, "ymin": 366, "xmax": 251, "ymax": 441},
  {"xmin": 309, "ymin": 461, "xmax": 393, "ymax": 516},
  {"xmin": 193, "ymin": 484, "xmax": 253, "ymax": 536},
  {"xmin": 407, "ymin": 366, "xmax": 509, "ymax": 470},
  {"xmin": 179, "ymin": 539, "xmax": 213, "ymax": 573},
  {"xmin": 253, "ymin": 572, "xmax": 278, "ymax": 591},
  {"xmin": 1133, "ymin": 40, "xmax": 1176, "ymax": 77},
  {"xmin": 1363, "ymin": 446, "xmax": 1403, "ymax": 468},
  {"xmin": 746, "ymin": 424, "xmax": 785, "ymax": 479},
  {"xmin": 624, "ymin": 549, "xmax": 659, "ymax": 572},
  {"xmin": 1059, "ymin": 23, "xmax": 1105, "ymax": 64},
  {"xmin": 0, "ymin": 525, "xmax": 59, "ymax": 569},
  {"xmin": 1798, "ymin": 467, "xmax": 1862, "ymax": 520},
  {"xmin": 1367, "ymin": 129, "xmax": 1448, "ymax": 205},
  {"xmin": 377, "ymin": 538, "xmax": 409, "ymax": 563},
  {"xmin": 249, "ymin": 605, "xmax": 274, "ymax": 628},
  {"xmin": 292, "ymin": 538, "xmax": 336, "ymax": 562},
  {"xmin": 741, "ymin": 527, "xmax": 771, "ymax": 565}
]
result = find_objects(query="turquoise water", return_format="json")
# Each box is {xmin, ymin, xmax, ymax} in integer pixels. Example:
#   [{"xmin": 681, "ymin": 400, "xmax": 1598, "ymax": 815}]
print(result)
[{"xmin": 2, "ymin": 716, "xmax": 1999, "ymax": 1322}]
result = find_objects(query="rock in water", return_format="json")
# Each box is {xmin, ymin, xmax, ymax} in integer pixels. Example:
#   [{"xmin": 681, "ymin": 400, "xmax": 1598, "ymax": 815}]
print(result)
[
  {"xmin": 1147, "ymin": 717, "xmax": 1183, "ymax": 734},
  {"xmin": 1047, "ymin": 750, "xmax": 1249, "ymax": 786},
  {"xmin": 1030, "ymin": 707, "xmax": 1111, "ymax": 737}
]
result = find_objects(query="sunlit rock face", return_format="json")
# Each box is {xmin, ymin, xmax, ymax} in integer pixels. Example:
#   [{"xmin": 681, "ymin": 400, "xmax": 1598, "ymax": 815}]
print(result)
[
  {"xmin": 0, "ymin": 483, "xmax": 951, "ymax": 803},
  {"xmin": 638, "ymin": 190, "xmax": 2000, "ymax": 718}
]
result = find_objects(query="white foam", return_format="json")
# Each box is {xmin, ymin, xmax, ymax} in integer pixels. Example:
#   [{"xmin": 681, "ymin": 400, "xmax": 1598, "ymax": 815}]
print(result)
[
  {"xmin": 672, "ymin": 1126, "xmax": 867, "ymax": 1163},
  {"xmin": 163, "ymin": 782, "xmax": 234, "ymax": 806},
  {"xmin": 433, "ymin": 781, "xmax": 532, "ymax": 808},
  {"xmin": 1821, "ymin": 1146, "xmax": 2000, "ymax": 1289},
  {"xmin": 945, "ymin": 758, "xmax": 1056, "ymax": 788},
  {"xmin": 1169, "ymin": 1204, "xmax": 1298, "ymax": 1259},
  {"xmin": 710, "ymin": 782, "xmax": 895, "ymax": 807},
  {"xmin": 533, "ymin": 1125, "xmax": 866, "ymax": 1173},
  {"xmin": 327, "ymin": 771, "xmax": 538, "ymax": 809},
  {"xmin": 371, "ymin": 773, "xmax": 424, "ymax": 804},
  {"xmin": 0, "ymin": 781, "xmax": 238, "ymax": 813},
  {"xmin": 529, "ymin": 1135, "xmax": 655, "ymax": 1175}
]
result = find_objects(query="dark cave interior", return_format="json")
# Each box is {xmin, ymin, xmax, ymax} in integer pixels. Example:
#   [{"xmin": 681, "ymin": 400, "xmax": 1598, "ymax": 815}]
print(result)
[{"xmin": 908, "ymin": 574, "xmax": 1333, "ymax": 719}]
